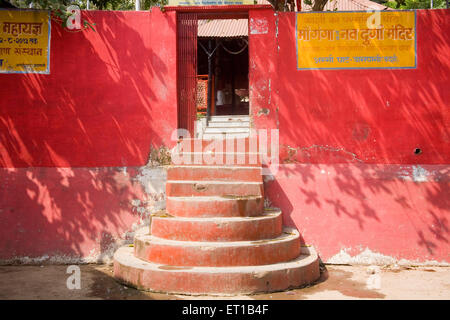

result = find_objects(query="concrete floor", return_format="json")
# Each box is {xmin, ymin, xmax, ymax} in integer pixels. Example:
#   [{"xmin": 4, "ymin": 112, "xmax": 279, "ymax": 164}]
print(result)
[{"xmin": 0, "ymin": 264, "xmax": 449, "ymax": 300}]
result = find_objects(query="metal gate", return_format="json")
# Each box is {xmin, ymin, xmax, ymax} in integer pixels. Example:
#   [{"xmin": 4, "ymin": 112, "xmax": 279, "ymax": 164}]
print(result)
[{"xmin": 177, "ymin": 13, "xmax": 198, "ymax": 137}]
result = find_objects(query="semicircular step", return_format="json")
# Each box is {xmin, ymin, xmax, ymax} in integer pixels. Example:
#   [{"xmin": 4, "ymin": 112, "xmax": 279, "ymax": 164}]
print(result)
[
  {"xmin": 151, "ymin": 208, "xmax": 283, "ymax": 242},
  {"xmin": 134, "ymin": 227, "xmax": 301, "ymax": 267},
  {"xmin": 166, "ymin": 195, "xmax": 264, "ymax": 217},
  {"xmin": 113, "ymin": 246, "xmax": 320, "ymax": 295}
]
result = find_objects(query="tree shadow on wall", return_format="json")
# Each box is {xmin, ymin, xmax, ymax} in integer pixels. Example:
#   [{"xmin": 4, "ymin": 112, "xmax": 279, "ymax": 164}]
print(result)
[
  {"xmin": 263, "ymin": 10, "xmax": 449, "ymax": 260},
  {"xmin": 0, "ymin": 10, "xmax": 174, "ymax": 264}
]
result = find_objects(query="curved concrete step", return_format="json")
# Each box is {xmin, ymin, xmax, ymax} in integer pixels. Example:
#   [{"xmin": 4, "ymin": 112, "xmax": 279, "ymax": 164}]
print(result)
[
  {"xmin": 166, "ymin": 180, "xmax": 264, "ymax": 197},
  {"xmin": 151, "ymin": 209, "xmax": 282, "ymax": 242},
  {"xmin": 166, "ymin": 195, "xmax": 264, "ymax": 217},
  {"xmin": 113, "ymin": 246, "xmax": 320, "ymax": 295},
  {"xmin": 134, "ymin": 227, "xmax": 301, "ymax": 267},
  {"xmin": 167, "ymin": 166, "xmax": 262, "ymax": 182}
]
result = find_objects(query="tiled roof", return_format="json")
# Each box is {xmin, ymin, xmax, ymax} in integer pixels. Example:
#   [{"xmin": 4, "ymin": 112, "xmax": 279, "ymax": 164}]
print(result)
[{"xmin": 198, "ymin": 19, "xmax": 248, "ymax": 38}]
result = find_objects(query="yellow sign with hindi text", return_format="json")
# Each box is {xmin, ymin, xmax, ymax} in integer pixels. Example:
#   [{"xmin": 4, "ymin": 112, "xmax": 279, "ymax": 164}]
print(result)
[
  {"xmin": 296, "ymin": 11, "xmax": 416, "ymax": 70},
  {"xmin": 0, "ymin": 9, "xmax": 51, "ymax": 74}
]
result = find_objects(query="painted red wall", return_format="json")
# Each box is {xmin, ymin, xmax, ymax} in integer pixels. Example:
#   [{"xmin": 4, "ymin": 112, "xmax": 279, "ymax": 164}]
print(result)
[
  {"xmin": 265, "ymin": 164, "xmax": 449, "ymax": 264},
  {"xmin": 249, "ymin": 9, "xmax": 449, "ymax": 264},
  {"xmin": 0, "ymin": 9, "xmax": 176, "ymax": 262},
  {"xmin": 0, "ymin": 8, "xmax": 448, "ymax": 264},
  {"xmin": 0, "ymin": 9, "xmax": 178, "ymax": 168},
  {"xmin": 0, "ymin": 166, "xmax": 153, "ymax": 262},
  {"xmin": 250, "ymin": 9, "xmax": 449, "ymax": 165}
]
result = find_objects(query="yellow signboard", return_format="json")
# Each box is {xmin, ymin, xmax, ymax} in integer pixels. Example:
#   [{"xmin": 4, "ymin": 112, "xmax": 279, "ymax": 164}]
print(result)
[
  {"xmin": 0, "ymin": 9, "xmax": 51, "ymax": 74},
  {"xmin": 168, "ymin": 0, "xmax": 256, "ymax": 5},
  {"xmin": 296, "ymin": 11, "xmax": 416, "ymax": 70}
]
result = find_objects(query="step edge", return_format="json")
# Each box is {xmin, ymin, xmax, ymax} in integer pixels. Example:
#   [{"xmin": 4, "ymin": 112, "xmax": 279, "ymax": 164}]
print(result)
[
  {"xmin": 167, "ymin": 195, "xmax": 263, "ymax": 201},
  {"xmin": 136, "ymin": 227, "xmax": 299, "ymax": 247},
  {"xmin": 115, "ymin": 246, "xmax": 317, "ymax": 273},
  {"xmin": 167, "ymin": 180, "xmax": 263, "ymax": 184},
  {"xmin": 168, "ymin": 165, "xmax": 262, "ymax": 170},
  {"xmin": 152, "ymin": 210, "xmax": 281, "ymax": 222},
  {"xmin": 173, "ymin": 152, "xmax": 264, "ymax": 155}
]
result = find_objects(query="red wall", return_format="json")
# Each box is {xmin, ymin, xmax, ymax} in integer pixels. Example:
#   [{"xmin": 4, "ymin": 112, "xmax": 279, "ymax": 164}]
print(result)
[
  {"xmin": 0, "ymin": 8, "xmax": 448, "ymax": 264},
  {"xmin": 0, "ymin": 9, "xmax": 178, "ymax": 168},
  {"xmin": 250, "ymin": 9, "xmax": 449, "ymax": 165},
  {"xmin": 0, "ymin": 9, "xmax": 176, "ymax": 262},
  {"xmin": 249, "ymin": 9, "xmax": 449, "ymax": 264},
  {"xmin": 0, "ymin": 166, "xmax": 150, "ymax": 262}
]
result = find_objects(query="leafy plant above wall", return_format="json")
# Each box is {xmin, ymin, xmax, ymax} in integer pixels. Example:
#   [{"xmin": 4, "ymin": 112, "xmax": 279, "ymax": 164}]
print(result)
[
  {"xmin": 266, "ymin": 0, "xmax": 297, "ymax": 11},
  {"xmin": 5, "ymin": 1, "xmax": 168, "ymax": 31},
  {"xmin": 7, "ymin": 0, "xmax": 96, "ymax": 31},
  {"xmin": 266, "ymin": 0, "xmax": 336, "ymax": 12},
  {"xmin": 384, "ymin": 0, "xmax": 447, "ymax": 9}
]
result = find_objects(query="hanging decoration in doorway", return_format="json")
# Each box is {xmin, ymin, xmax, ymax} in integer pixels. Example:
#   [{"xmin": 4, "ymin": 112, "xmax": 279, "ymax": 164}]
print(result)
[
  {"xmin": 0, "ymin": 9, "xmax": 51, "ymax": 74},
  {"xmin": 296, "ymin": 11, "xmax": 416, "ymax": 70},
  {"xmin": 221, "ymin": 39, "xmax": 248, "ymax": 55}
]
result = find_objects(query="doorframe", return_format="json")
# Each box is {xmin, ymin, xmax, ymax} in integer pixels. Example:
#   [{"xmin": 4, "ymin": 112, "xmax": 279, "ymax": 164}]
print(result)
[{"xmin": 170, "ymin": 5, "xmax": 271, "ymax": 136}]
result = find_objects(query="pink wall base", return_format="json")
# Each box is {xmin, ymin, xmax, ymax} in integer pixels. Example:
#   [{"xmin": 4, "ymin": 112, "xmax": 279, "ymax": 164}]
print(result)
[
  {"xmin": 265, "ymin": 164, "xmax": 449, "ymax": 264},
  {"xmin": 0, "ymin": 166, "xmax": 165, "ymax": 264}
]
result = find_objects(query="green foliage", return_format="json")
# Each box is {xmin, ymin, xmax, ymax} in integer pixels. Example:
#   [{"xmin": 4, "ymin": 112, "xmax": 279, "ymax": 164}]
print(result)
[
  {"xmin": 196, "ymin": 112, "xmax": 206, "ymax": 120},
  {"xmin": 8, "ymin": 0, "xmax": 167, "ymax": 12},
  {"xmin": 141, "ymin": 0, "xmax": 168, "ymax": 10},
  {"xmin": 90, "ymin": 0, "xmax": 133, "ymax": 9},
  {"xmin": 6, "ymin": 0, "xmax": 168, "ymax": 31},
  {"xmin": 302, "ymin": 0, "xmax": 330, "ymax": 11},
  {"xmin": 383, "ymin": 0, "xmax": 446, "ymax": 8},
  {"xmin": 88, "ymin": 0, "xmax": 167, "ymax": 10},
  {"xmin": 266, "ymin": 0, "xmax": 296, "ymax": 11},
  {"xmin": 10, "ymin": 0, "xmax": 83, "ymax": 27},
  {"xmin": 10, "ymin": 0, "xmax": 71, "ymax": 11}
]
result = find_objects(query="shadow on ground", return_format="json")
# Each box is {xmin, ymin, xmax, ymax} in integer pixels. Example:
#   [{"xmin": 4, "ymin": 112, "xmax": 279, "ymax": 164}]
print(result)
[{"xmin": 3, "ymin": 264, "xmax": 449, "ymax": 300}]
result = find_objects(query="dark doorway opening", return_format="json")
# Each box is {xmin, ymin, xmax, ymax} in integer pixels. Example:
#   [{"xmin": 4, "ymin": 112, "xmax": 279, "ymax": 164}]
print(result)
[{"xmin": 197, "ymin": 19, "xmax": 249, "ymax": 117}]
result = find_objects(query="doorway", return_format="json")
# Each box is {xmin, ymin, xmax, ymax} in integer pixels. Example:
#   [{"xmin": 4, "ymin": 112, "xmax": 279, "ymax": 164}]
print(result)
[
  {"xmin": 177, "ymin": 13, "xmax": 250, "ymax": 136},
  {"xmin": 197, "ymin": 19, "xmax": 249, "ymax": 117}
]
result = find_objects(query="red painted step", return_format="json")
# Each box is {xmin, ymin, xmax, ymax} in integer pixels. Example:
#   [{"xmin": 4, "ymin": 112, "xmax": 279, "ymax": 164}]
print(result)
[
  {"xmin": 166, "ymin": 180, "xmax": 264, "ymax": 197},
  {"xmin": 114, "ymin": 246, "xmax": 320, "ymax": 295},
  {"xmin": 167, "ymin": 166, "xmax": 262, "ymax": 182},
  {"xmin": 150, "ymin": 208, "xmax": 282, "ymax": 241},
  {"xmin": 166, "ymin": 195, "xmax": 264, "ymax": 217},
  {"xmin": 171, "ymin": 152, "xmax": 262, "ymax": 166},
  {"xmin": 134, "ymin": 227, "xmax": 301, "ymax": 267},
  {"xmin": 113, "ymin": 134, "xmax": 321, "ymax": 295},
  {"xmin": 175, "ymin": 137, "xmax": 258, "ymax": 153}
]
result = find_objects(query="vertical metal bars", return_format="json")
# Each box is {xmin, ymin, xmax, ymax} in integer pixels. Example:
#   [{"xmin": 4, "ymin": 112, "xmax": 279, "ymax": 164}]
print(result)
[{"xmin": 177, "ymin": 13, "xmax": 198, "ymax": 137}]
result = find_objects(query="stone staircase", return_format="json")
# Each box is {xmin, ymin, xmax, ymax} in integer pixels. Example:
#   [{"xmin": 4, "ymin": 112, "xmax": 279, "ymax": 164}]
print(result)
[
  {"xmin": 200, "ymin": 115, "xmax": 250, "ymax": 139},
  {"xmin": 113, "ymin": 137, "xmax": 320, "ymax": 295}
]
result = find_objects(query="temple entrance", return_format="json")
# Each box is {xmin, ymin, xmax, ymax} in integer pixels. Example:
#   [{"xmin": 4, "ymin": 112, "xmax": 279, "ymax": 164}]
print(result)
[
  {"xmin": 177, "ymin": 12, "xmax": 251, "ymax": 138},
  {"xmin": 197, "ymin": 19, "xmax": 249, "ymax": 117}
]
